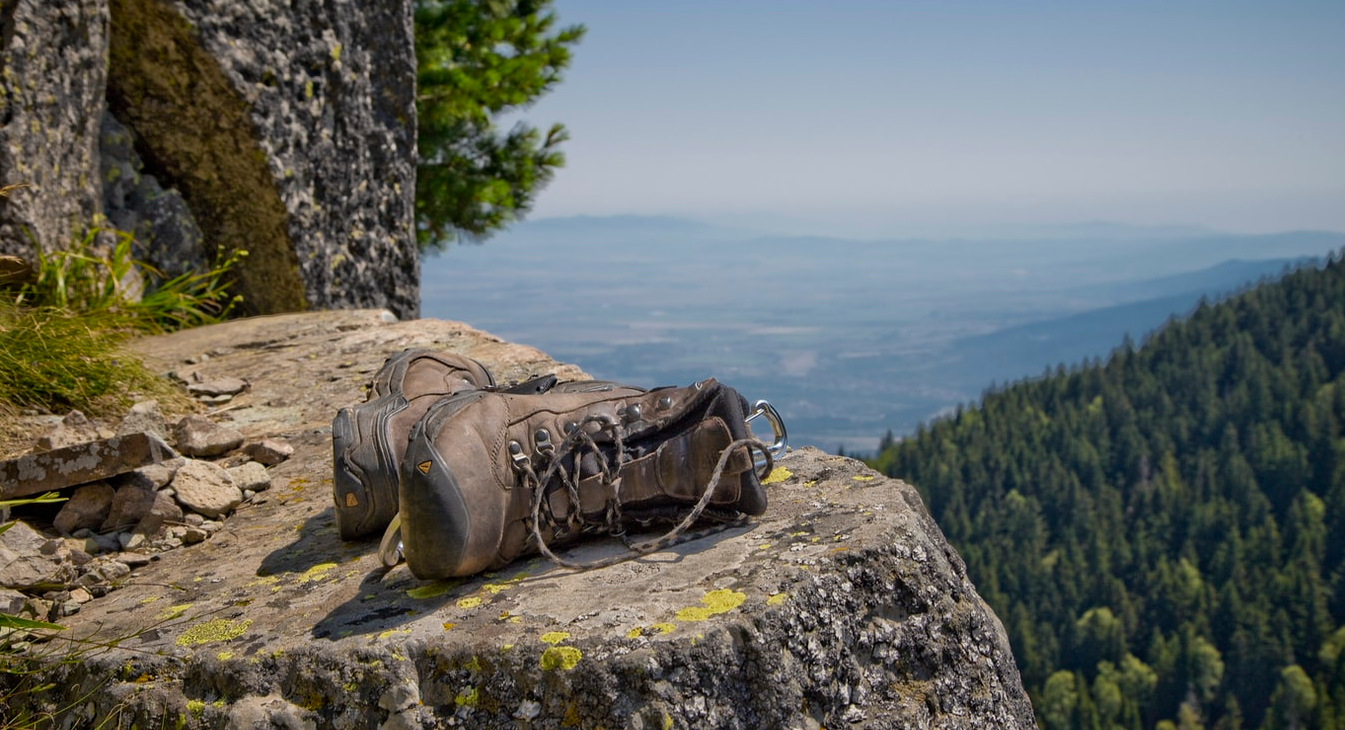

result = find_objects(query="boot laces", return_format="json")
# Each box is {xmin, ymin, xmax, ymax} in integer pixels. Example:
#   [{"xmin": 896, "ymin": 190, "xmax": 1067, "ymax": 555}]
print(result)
[{"xmin": 513, "ymin": 414, "xmax": 773, "ymax": 571}]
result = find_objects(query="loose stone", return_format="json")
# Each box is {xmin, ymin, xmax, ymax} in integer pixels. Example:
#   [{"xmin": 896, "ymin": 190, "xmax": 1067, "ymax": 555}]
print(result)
[
  {"xmin": 227, "ymin": 461, "xmax": 271, "ymax": 492},
  {"xmin": 243, "ymin": 438, "xmax": 294, "ymax": 465},
  {"xmin": 173, "ymin": 415, "xmax": 244, "ymax": 457},
  {"xmin": 172, "ymin": 460, "xmax": 243, "ymax": 518}
]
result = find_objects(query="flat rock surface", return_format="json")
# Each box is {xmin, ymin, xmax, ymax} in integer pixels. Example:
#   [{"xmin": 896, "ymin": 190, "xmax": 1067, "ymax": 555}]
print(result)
[{"xmin": 36, "ymin": 310, "xmax": 1033, "ymax": 729}]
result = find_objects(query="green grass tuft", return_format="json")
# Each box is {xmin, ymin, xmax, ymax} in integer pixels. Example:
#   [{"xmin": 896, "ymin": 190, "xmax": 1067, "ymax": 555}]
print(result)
[
  {"xmin": 0, "ymin": 216, "xmax": 245, "ymax": 415},
  {"xmin": 14, "ymin": 228, "xmax": 244, "ymax": 334},
  {"xmin": 0, "ymin": 302, "xmax": 176, "ymax": 415}
]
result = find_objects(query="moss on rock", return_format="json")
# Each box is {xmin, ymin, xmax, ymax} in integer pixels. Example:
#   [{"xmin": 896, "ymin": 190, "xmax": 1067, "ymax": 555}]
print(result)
[{"xmin": 105, "ymin": 0, "xmax": 306, "ymax": 315}]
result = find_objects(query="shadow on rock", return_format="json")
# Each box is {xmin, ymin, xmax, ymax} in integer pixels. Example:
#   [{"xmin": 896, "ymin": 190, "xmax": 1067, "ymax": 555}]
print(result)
[
  {"xmin": 255, "ymin": 507, "xmax": 370, "ymax": 579},
  {"xmin": 308, "ymin": 522, "xmax": 755, "ymax": 641},
  {"xmin": 308, "ymin": 561, "xmax": 504, "ymax": 641}
]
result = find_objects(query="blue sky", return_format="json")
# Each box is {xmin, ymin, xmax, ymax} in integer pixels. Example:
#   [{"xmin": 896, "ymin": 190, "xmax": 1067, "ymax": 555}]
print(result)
[{"xmin": 510, "ymin": 1, "xmax": 1345, "ymax": 234}]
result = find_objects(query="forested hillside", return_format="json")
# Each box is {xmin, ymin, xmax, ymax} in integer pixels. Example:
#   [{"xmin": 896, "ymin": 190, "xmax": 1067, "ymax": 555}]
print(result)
[{"xmin": 869, "ymin": 252, "xmax": 1345, "ymax": 730}]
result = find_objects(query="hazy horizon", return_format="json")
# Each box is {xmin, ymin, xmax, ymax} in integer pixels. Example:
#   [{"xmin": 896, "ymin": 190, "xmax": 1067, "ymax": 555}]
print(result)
[{"xmin": 507, "ymin": 1, "xmax": 1344, "ymax": 235}]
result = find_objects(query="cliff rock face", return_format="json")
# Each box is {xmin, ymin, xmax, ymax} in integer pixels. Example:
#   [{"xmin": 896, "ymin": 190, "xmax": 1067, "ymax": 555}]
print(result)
[
  {"xmin": 0, "ymin": 0, "xmax": 109, "ymax": 256},
  {"xmin": 18, "ymin": 311, "xmax": 1036, "ymax": 729},
  {"xmin": 0, "ymin": 0, "xmax": 418, "ymax": 318}
]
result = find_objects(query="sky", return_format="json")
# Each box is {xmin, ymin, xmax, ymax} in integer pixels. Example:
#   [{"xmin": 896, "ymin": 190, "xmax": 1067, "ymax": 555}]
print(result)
[{"xmin": 508, "ymin": 0, "xmax": 1345, "ymax": 235}]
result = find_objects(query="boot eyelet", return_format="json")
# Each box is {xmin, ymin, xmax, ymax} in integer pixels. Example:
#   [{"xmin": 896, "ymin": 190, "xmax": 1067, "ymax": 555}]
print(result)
[
  {"xmin": 508, "ymin": 440, "xmax": 530, "ymax": 471},
  {"xmin": 535, "ymin": 428, "xmax": 554, "ymax": 457},
  {"xmin": 656, "ymin": 396, "xmax": 673, "ymax": 411}
]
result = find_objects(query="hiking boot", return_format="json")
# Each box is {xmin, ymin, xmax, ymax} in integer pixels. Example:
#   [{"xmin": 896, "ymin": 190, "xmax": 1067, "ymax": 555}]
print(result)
[
  {"xmin": 332, "ymin": 349, "xmax": 496, "ymax": 539},
  {"xmin": 396, "ymin": 378, "xmax": 774, "ymax": 579}
]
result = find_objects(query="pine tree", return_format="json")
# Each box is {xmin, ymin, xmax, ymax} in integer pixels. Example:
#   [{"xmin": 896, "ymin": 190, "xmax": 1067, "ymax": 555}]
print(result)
[{"xmin": 414, "ymin": 0, "xmax": 585, "ymax": 249}]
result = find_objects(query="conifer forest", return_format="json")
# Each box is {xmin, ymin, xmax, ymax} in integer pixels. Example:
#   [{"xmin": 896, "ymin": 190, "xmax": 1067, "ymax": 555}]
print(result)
[{"xmin": 869, "ymin": 251, "xmax": 1345, "ymax": 730}]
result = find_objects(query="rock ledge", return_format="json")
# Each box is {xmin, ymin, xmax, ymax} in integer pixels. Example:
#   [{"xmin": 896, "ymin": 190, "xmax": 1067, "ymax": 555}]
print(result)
[{"xmin": 19, "ymin": 311, "xmax": 1034, "ymax": 729}]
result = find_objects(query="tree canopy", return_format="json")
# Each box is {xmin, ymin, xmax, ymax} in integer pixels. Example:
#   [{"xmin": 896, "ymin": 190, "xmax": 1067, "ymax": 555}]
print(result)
[
  {"xmin": 870, "ymin": 251, "xmax": 1345, "ymax": 729},
  {"xmin": 414, "ymin": 0, "xmax": 584, "ymax": 250}
]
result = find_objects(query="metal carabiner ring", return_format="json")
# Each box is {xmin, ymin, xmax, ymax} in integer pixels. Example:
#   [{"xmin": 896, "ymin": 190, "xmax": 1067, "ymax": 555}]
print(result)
[{"xmin": 746, "ymin": 399, "xmax": 788, "ymax": 468}]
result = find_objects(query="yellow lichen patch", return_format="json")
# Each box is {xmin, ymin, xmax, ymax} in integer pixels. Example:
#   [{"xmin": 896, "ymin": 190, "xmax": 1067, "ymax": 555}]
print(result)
[
  {"xmin": 216, "ymin": 651, "xmax": 234, "ymax": 661},
  {"xmin": 852, "ymin": 475, "xmax": 875, "ymax": 481},
  {"xmin": 159, "ymin": 603, "xmax": 192, "ymax": 620},
  {"xmin": 455, "ymin": 686, "xmax": 479, "ymax": 707},
  {"xmin": 175, "ymin": 618, "xmax": 252, "ymax": 646},
  {"xmin": 247, "ymin": 575, "xmax": 279, "ymax": 588},
  {"xmin": 651, "ymin": 623, "xmax": 675, "ymax": 634},
  {"xmin": 138, "ymin": 596, "xmax": 161, "ymax": 605},
  {"xmin": 502, "ymin": 643, "xmax": 514, "ymax": 652},
  {"xmin": 675, "ymin": 588, "xmax": 747, "ymax": 622},
  {"xmin": 803, "ymin": 480, "xmax": 818, "ymax": 488},
  {"xmin": 761, "ymin": 467, "xmax": 793, "ymax": 485},
  {"xmin": 377, "ymin": 628, "xmax": 411, "ymax": 640},
  {"xmin": 442, "ymin": 622, "xmax": 456, "ymax": 631},
  {"xmin": 757, "ymin": 543, "xmax": 771, "ymax": 550},
  {"xmin": 482, "ymin": 583, "xmax": 508, "ymax": 595},
  {"xmin": 456, "ymin": 596, "xmax": 482, "ymax": 610},
  {"xmin": 767, "ymin": 593, "xmax": 788, "ymax": 606},
  {"xmin": 187, "ymin": 700, "xmax": 205, "ymax": 718},
  {"xmin": 407, "ymin": 580, "xmax": 457, "ymax": 599},
  {"xmin": 299, "ymin": 562, "xmax": 339, "ymax": 584},
  {"xmin": 539, "ymin": 646, "xmax": 583, "ymax": 671},
  {"xmin": 626, "ymin": 627, "xmax": 643, "ymax": 639},
  {"xmin": 540, "ymin": 631, "xmax": 570, "ymax": 645}
]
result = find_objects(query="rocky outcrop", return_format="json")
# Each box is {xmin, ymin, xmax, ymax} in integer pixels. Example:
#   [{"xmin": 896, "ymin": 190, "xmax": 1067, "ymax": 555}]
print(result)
[
  {"xmin": 0, "ymin": 0, "xmax": 109, "ymax": 257},
  {"xmin": 7, "ymin": 311, "xmax": 1036, "ymax": 729},
  {"xmin": 0, "ymin": 0, "xmax": 418, "ymax": 318}
]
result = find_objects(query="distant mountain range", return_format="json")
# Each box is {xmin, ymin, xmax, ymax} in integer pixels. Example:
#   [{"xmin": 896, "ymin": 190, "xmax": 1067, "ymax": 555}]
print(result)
[{"xmin": 421, "ymin": 215, "xmax": 1345, "ymax": 452}]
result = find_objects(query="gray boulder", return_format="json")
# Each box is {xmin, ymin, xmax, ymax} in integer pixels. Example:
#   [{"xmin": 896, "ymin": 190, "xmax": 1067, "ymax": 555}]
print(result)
[
  {"xmin": 0, "ymin": 432, "xmax": 178, "ymax": 500},
  {"xmin": 0, "ymin": 0, "xmax": 108, "ymax": 259},
  {"xmin": 105, "ymin": 0, "xmax": 418, "ymax": 317},
  {"xmin": 1, "ymin": 0, "xmax": 417, "ymax": 318}
]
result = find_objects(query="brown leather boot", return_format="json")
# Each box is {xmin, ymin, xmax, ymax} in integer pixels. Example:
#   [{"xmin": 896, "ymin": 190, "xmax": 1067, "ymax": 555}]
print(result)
[
  {"xmin": 395, "ymin": 378, "xmax": 777, "ymax": 580},
  {"xmin": 332, "ymin": 349, "xmax": 496, "ymax": 539}
]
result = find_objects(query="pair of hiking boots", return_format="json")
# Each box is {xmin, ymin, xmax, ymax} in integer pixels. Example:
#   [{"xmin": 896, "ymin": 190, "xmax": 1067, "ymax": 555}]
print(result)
[{"xmin": 332, "ymin": 349, "xmax": 787, "ymax": 580}]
